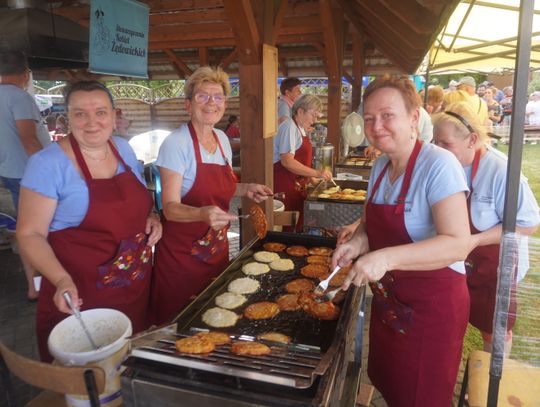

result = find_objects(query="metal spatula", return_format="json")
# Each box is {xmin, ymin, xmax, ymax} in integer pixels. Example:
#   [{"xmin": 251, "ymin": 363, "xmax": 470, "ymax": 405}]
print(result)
[{"xmin": 62, "ymin": 292, "xmax": 99, "ymax": 350}]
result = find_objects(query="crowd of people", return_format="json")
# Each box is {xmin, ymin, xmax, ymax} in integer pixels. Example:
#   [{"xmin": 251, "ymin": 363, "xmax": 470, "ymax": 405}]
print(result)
[{"xmin": 2, "ymin": 47, "xmax": 540, "ymax": 406}]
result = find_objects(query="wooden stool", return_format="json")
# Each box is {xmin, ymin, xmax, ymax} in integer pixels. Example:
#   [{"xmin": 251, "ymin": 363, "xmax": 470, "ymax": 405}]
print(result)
[{"xmin": 459, "ymin": 350, "xmax": 540, "ymax": 406}]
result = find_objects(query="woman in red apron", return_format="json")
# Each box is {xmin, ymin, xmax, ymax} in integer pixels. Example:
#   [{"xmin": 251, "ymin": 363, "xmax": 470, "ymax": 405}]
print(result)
[
  {"xmin": 432, "ymin": 103, "xmax": 539, "ymax": 354},
  {"xmin": 16, "ymin": 81, "xmax": 161, "ymax": 362},
  {"xmin": 273, "ymin": 94, "xmax": 332, "ymax": 232},
  {"xmin": 332, "ymin": 76, "xmax": 471, "ymax": 406},
  {"xmin": 150, "ymin": 67, "xmax": 272, "ymax": 325}
]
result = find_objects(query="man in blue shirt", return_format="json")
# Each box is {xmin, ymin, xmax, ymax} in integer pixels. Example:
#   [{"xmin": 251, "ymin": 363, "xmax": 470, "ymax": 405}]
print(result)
[{"xmin": 0, "ymin": 50, "xmax": 49, "ymax": 301}]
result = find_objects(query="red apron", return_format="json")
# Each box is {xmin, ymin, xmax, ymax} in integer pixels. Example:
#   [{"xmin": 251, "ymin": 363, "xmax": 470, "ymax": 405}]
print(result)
[
  {"xmin": 37, "ymin": 135, "xmax": 153, "ymax": 362},
  {"xmin": 466, "ymin": 149, "xmax": 516, "ymax": 334},
  {"xmin": 365, "ymin": 140, "xmax": 469, "ymax": 407},
  {"xmin": 150, "ymin": 123, "xmax": 237, "ymax": 325},
  {"xmin": 273, "ymin": 120, "xmax": 313, "ymax": 232}
]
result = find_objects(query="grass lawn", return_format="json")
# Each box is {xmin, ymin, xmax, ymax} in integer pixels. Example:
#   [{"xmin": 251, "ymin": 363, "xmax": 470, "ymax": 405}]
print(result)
[{"xmin": 461, "ymin": 142, "xmax": 540, "ymax": 366}]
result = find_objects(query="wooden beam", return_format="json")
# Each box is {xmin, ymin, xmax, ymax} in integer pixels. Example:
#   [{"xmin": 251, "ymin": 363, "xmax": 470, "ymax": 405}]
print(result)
[
  {"xmin": 351, "ymin": 32, "xmax": 364, "ymax": 113},
  {"xmin": 219, "ymin": 48, "xmax": 238, "ymax": 70},
  {"xmin": 312, "ymin": 42, "xmax": 328, "ymax": 75},
  {"xmin": 199, "ymin": 48, "xmax": 209, "ymax": 66},
  {"xmin": 343, "ymin": 71, "xmax": 354, "ymax": 84},
  {"xmin": 149, "ymin": 38, "xmax": 236, "ymax": 50},
  {"xmin": 319, "ymin": 0, "xmax": 345, "ymax": 151},
  {"xmin": 380, "ymin": 0, "xmax": 437, "ymax": 34},
  {"xmin": 270, "ymin": 0, "xmax": 289, "ymax": 46},
  {"xmin": 278, "ymin": 56, "xmax": 288, "ymax": 77},
  {"xmin": 223, "ymin": 0, "xmax": 260, "ymax": 65},
  {"xmin": 356, "ymin": 0, "xmax": 431, "ymax": 50},
  {"xmin": 163, "ymin": 49, "xmax": 192, "ymax": 77}
]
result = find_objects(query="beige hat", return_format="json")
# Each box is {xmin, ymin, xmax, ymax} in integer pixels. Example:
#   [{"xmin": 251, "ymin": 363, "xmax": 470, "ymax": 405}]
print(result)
[{"xmin": 458, "ymin": 76, "xmax": 476, "ymax": 88}]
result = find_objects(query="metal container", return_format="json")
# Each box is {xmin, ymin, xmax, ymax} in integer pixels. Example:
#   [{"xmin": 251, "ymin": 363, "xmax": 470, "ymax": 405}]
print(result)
[{"xmin": 312, "ymin": 143, "xmax": 334, "ymax": 174}]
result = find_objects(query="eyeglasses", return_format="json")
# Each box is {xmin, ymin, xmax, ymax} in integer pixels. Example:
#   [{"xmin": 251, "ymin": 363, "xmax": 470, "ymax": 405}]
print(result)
[
  {"xmin": 193, "ymin": 93, "xmax": 227, "ymax": 105},
  {"xmin": 307, "ymin": 109, "xmax": 322, "ymax": 119}
]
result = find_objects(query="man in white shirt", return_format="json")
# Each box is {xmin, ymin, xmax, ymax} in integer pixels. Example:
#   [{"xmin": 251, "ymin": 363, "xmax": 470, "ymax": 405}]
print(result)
[{"xmin": 525, "ymin": 91, "xmax": 540, "ymax": 126}]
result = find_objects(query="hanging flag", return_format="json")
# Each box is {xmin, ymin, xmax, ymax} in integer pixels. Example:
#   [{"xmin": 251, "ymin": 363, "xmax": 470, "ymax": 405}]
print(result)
[{"xmin": 89, "ymin": 0, "xmax": 149, "ymax": 78}]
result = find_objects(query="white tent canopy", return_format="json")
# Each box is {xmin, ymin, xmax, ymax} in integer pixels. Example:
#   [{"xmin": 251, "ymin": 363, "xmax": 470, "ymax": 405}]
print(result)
[{"xmin": 421, "ymin": 0, "xmax": 540, "ymax": 74}]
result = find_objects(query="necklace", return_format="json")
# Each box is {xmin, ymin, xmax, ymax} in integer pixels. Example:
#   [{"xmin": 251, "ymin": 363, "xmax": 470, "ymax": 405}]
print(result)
[{"xmin": 81, "ymin": 144, "xmax": 109, "ymax": 162}]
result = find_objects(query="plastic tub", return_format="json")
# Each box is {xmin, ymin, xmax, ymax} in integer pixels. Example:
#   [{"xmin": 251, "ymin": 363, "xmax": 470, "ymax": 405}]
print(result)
[
  {"xmin": 48, "ymin": 308, "xmax": 132, "ymax": 407},
  {"xmin": 273, "ymin": 199, "xmax": 285, "ymax": 232}
]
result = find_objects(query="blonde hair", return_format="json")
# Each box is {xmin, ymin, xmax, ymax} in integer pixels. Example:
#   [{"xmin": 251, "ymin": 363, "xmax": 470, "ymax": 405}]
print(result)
[
  {"xmin": 184, "ymin": 66, "xmax": 231, "ymax": 100},
  {"xmin": 443, "ymin": 89, "xmax": 471, "ymax": 107},
  {"xmin": 292, "ymin": 94, "xmax": 322, "ymax": 116},
  {"xmin": 432, "ymin": 101, "xmax": 489, "ymax": 145}
]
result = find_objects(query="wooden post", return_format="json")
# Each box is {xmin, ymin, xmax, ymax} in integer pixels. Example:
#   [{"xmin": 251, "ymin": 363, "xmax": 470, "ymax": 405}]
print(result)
[
  {"xmin": 223, "ymin": 0, "xmax": 279, "ymax": 245},
  {"xmin": 351, "ymin": 32, "xmax": 364, "ymax": 113}
]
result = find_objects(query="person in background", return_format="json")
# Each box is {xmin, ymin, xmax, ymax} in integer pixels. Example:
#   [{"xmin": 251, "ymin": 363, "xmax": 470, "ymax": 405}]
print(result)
[
  {"xmin": 443, "ymin": 89, "xmax": 472, "ymax": 109},
  {"xmin": 273, "ymin": 94, "xmax": 332, "ymax": 232},
  {"xmin": 458, "ymin": 77, "xmax": 490, "ymax": 126},
  {"xmin": 447, "ymin": 79, "xmax": 459, "ymax": 92},
  {"xmin": 332, "ymin": 75, "xmax": 470, "ymax": 406},
  {"xmin": 278, "ymin": 77, "xmax": 302, "ymax": 124},
  {"xmin": 16, "ymin": 80, "xmax": 161, "ymax": 362},
  {"xmin": 525, "ymin": 91, "xmax": 540, "ymax": 127},
  {"xmin": 54, "ymin": 114, "xmax": 68, "ymax": 135},
  {"xmin": 151, "ymin": 66, "xmax": 272, "ymax": 325},
  {"xmin": 115, "ymin": 108, "xmax": 131, "ymax": 140},
  {"xmin": 500, "ymin": 86, "xmax": 513, "ymax": 127},
  {"xmin": 483, "ymin": 88, "xmax": 502, "ymax": 126},
  {"xmin": 432, "ymin": 101, "xmax": 539, "ymax": 354},
  {"xmin": 224, "ymin": 114, "xmax": 240, "ymax": 138},
  {"xmin": 0, "ymin": 50, "xmax": 50, "ymax": 302},
  {"xmin": 426, "ymin": 85, "xmax": 445, "ymax": 114}
]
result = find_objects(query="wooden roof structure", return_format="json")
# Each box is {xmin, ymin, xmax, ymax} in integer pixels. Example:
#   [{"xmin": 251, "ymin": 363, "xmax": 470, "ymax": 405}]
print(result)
[
  {"xmin": 42, "ymin": 0, "xmax": 460, "ymax": 240},
  {"xmin": 49, "ymin": 0, "xmax": 459, "ymax": 79}
]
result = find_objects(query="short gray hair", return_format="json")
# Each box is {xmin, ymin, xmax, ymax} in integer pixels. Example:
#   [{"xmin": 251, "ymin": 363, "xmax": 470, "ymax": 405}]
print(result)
[
  {"xmin": 184, "ymin": 66, "xmax": 231, "ymax": 100},
  {"xmin": 291, "ymin": 94, "xmax": 322, "ymax": 116}
]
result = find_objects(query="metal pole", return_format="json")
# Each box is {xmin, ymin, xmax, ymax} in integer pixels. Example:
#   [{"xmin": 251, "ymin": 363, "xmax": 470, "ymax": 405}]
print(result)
[{"xmin": 487, "ymin": 0, "xmax": 534, "ymax": 405}]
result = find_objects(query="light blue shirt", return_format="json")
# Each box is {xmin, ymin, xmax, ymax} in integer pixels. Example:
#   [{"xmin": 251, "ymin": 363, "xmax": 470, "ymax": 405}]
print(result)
[
  {"xmin": 0, "ymin": 84, "xmax": 50, "ymax": 178},
  {"xmin": 367, "ymin": 143, "xmax": 469, "ymax": 273},
  {"xmin": 465, "ymin": 146, "xmax": 540, "ymax": 280},
  {"xmin": 21, "ymin": 137, "xmax": 145, "ymax": 231},
  {"xmin": 155, "ymin": 123, "xmax": 233, "ymax": 198},
  {"xmin": 273, "ymin": 118, "xmax": 305, "ymax": 163},
  {"xmin": 278, "ymin": 97, "xmax": 291, "ymax": 121}
]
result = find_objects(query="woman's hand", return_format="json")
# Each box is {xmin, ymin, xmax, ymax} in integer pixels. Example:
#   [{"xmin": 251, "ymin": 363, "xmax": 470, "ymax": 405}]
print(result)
[
  {"xmin": 341, "ymin": 250, "xmax": 390, "ymax": 290},
  {"xmin": 337, "ymin": 221, "xmax": 360, "ymax": 245},
  {"xmin": 331, "ymin": 231, "xmax": 368, "ymax": 269},
  {"xmin": 53, "ymin": 275, "xmax": 81, "ymax": 314},
  {"xmin": 145, "ymin": 212, "xmax": 162, "ymax": 246},
  {"xmin": 244, "ymin": 183, "xmax": 273, "ymax": 203},
  {"xmin": 201, "ymin": 205, "xmax": 237, "ymax": 230},
  {"xmin": 316, "ymin": 169, "xmax": 333, "ymax": 181}
]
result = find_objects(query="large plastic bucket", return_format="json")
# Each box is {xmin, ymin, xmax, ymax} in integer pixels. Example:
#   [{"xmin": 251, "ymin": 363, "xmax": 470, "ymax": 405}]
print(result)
[
  {"xmin": 48, "ymin": 308, "xmax": 132, "ymax": 407},
  {"xmin": 273, "ymin": 199, "xmax": 285, "ymax": 232}
]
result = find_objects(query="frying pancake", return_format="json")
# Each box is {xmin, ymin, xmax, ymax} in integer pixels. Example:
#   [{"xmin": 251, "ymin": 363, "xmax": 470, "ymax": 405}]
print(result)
[
  {"xmin": 262, "ymin": 242, "xmax": 287, "ymax": 252},
  {"xmin": 244, "ymin": 301, "xmax": 280, "ymax": 320},
  {"xmin": 228, "ymin": 277, "xmax": 260, "ymax": 294},
  {"xmin": 253, "ymin": 251, "xmax": 280, "ymax": 263},
  {"xmin": 276, "ymin": 293, "xmax": 301, "ymax": 311},
  {"xmin": 230, "ymin": 341, "xmax": 271, "ymax": 356},
  {"xmin": 300, "ymin": 264, "xmax": 329, "ymax": 279},
  {"xmin": 242, "ymin": 261, "xmax": 270, "ymax": 276},
  {"xmin": 257, "ymin": 332, "xmax": 291, "ymax": 344},
  {"xmin": 306, "ymin": 255, "xmax": 330, "ymax": 265},
  {"xmin": 269, "ymin": 258, "xmax": 294, "ymax": 271},
  {"xmin": 175, "ymin": 336, "xmax": 215, "ymax": 354},
  {"xmin": 195, "ymin": 331, "xmax": 231, "ymax": 346},
  {"xmin": 285, "ymin": 278, "xmax": 315, "ymax": 294},
  {"xmin": 215, "ymin": 292, "xmax": 247, "ymax": 309},
  {"xmin": 298, "ymin": 293, "xmax": 340, "ymax": 320},
  {"xmin": 286, "ymin": 245, "xmax": 309, "ymax": 257},
  {"xmin": 202, "ymin": 307, "xmax": 240, "ymax": 328},
  {"xmin": 249, "ymin": 204, "xmax": 268, "ymax": 239},
  {"xmin": 308, "ymin": 246, "xmax": 333, "ymax": 256}
]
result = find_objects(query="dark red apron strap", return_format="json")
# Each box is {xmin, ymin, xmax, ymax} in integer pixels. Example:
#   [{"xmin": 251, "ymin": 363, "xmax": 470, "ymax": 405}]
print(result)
[{"xmin": 395, "ymin": 139, "xmax": 422, "ymax": 214}]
